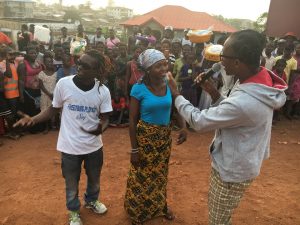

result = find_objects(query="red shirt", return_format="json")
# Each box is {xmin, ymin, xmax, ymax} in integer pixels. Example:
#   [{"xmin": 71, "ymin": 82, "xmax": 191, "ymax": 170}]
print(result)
[{"xmin": 112, "ymin": 97, "xmax": 127, "ymax": 110}]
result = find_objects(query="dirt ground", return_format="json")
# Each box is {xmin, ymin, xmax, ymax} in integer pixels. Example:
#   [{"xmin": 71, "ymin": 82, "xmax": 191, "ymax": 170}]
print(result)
[{"xmin": 0, "ymin": 119, "xmax": 299, "ymax": 225}]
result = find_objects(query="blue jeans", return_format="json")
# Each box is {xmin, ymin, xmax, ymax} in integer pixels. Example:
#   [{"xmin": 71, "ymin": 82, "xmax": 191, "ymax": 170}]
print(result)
[{"xmin": 61, "ymin": 148, "xmax": 103, "ymax": 211}]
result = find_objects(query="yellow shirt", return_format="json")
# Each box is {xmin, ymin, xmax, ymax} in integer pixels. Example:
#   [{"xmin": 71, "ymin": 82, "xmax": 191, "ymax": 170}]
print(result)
[{"xmin": 275, "ymin": 56, "xmax": 297, "ymax": 83}]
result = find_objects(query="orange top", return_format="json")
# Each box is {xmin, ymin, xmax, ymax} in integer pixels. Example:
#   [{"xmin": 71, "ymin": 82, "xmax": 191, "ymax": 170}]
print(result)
[{"xmin": 4, "ymin": 64, "xmax": 19, "ymax": 99}]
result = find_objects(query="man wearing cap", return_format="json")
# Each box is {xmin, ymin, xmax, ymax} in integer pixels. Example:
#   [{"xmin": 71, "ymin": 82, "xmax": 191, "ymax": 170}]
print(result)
[
  {"xmin": 283, "ymin": 32, "xmax": 298, "ymax": 46},
  {"xmin": 163, "ymin": 26, "xmax": 174, "ymax": 42}
]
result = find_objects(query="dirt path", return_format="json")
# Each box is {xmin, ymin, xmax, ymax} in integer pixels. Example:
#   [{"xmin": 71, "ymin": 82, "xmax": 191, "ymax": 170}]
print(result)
[{"xmin": 0, "ymin": 120, "xmax": 299, "ymax": 225}]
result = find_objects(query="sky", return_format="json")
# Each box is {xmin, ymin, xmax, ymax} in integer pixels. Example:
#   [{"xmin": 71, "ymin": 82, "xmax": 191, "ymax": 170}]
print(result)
[{"xmin": 43, "ymin": 0, "xmax": 271, "ymax": 21}]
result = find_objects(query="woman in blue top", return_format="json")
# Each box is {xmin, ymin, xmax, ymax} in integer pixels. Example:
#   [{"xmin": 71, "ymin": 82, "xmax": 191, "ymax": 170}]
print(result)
[{"xmin": 124, "ymin": 49, "xmax": 187, "ymax": 225}]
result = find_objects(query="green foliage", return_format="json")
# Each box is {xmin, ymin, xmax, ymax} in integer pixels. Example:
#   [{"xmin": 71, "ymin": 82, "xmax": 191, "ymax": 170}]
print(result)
[
  {"xmin": 214, "ymin": 15, "xmax": 254, "ymax": 30},
  {"xmin": 253, "ymin": 12, "xmax": 268, "ymax": 32}
]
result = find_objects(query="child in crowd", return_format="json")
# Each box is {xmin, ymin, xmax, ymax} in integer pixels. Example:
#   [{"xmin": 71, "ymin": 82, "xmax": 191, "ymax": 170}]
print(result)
[
  {"xmin": 272, "ymin": 59, "xmax": 287, "ymax": 83},
  {"xmin": 177, "ymin": 52, "xmax": 198, "ymax": 106},
  {"xmin": 57, "ymin": 54, "xmax": 77, "ymax": 81},
  {"xmin": 161, "ymin": 39, "xmax": 176, "ymax": 72},
  {"xmin": 125, "ymin": 46, "xmax": 143, "ymax": 98},
  {"xmin": 272, "ymin": 59, "xmax": 287, "ymax": 121},
  {"xmin": 53, "ymin": 43, "xmax": 65, "ymax": 71},
  {"xmin": 109, "ymin": 89, "xmax": 128, "ymax": 126},
  {"xmin": 38, "ymin": 53, "xmax": 57, "ymax": 133}
]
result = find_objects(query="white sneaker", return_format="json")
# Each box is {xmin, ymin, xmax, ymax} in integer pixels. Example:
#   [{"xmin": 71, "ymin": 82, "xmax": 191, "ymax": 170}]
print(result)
[
  {"xmin": 69, "ymin": 211, "xmax": 83, "ymax": 225},
  {"xmin": 85, "ymin": 200, "xmax": 107, "ymax": 214}
]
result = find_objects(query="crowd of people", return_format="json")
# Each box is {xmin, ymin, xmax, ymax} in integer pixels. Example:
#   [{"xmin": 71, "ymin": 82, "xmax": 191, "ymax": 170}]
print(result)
[{"xmin": 0, "ymin": 22, "xmax": 299, "ymax": 225}]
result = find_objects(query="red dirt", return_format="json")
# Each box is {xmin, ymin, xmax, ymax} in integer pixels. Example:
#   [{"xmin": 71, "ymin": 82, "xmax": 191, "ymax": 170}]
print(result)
[{"xmin": 0, "ymin": 119, "xmax": 299, "ymax": 225}]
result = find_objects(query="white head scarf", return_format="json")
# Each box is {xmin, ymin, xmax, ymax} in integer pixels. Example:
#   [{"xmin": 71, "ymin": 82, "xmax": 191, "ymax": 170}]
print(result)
[{"xmin": 138, "ymin": 49, "xmax": 165, "ymax": 70}]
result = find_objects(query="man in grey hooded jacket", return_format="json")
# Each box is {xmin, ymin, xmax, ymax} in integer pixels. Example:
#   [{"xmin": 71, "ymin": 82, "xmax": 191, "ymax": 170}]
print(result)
[{"xmin": 167, "ymin": 29, "xmax": 287, "ymax": 225}]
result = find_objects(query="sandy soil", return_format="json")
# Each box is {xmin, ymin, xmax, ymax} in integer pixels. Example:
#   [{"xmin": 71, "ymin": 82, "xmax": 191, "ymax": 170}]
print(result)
[{"xmin": 0, "ymin": 119, "xmax": 299, "ymax": 225}]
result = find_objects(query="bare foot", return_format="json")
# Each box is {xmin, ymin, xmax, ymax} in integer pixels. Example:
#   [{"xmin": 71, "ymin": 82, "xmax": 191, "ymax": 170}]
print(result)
[{"xmin": 164, "ymin": 207, "xmax": 175, "ymax": 220}]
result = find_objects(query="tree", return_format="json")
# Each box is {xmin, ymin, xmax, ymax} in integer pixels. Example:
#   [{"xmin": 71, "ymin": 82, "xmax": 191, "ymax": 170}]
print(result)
[
  {"xmin": 253, "ymin": 12, "xmax": 268, "ymax": 32},
  {"xmin": 214, "ymin": 15, "xmax": 254, "ymax": 30}
]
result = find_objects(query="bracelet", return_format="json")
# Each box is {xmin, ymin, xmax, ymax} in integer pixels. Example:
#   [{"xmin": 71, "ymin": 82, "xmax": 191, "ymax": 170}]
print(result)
[{"xmin": 131, "ymin": 148, "xmax": 139, "ymax": 153}]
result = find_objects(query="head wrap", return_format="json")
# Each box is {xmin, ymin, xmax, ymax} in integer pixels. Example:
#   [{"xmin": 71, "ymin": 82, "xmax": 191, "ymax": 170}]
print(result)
[{"xmin": 138, "ymin": 49, "xmax": 165, "ymax": 70}]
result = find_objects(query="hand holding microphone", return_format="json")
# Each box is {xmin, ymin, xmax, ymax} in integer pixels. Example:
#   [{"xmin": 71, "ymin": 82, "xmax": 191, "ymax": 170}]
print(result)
[
  {"xmin": 192, "ymin": 62, "xmax": 222, "ymax": 87},
  {"xmin": 193, "ymin": 62, "xmax": 222, "ymax": 103}
]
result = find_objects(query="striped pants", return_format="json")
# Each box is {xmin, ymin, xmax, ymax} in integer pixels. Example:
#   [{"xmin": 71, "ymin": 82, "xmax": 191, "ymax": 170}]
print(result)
[{"xmin": 208, "ymin": 168, "xmax": 253, "ymax": 225}]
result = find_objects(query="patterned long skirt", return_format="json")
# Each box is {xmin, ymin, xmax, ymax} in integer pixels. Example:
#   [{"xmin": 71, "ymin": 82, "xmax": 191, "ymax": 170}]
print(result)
[{"xmin": 124, "ymin": 120, "xmax": 172, "ymax": 224}]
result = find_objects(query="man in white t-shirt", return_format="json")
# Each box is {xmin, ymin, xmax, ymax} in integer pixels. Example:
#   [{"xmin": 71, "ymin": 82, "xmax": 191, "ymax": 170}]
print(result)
[{"xmin": 14, "ymin": 50, "xmax": 112, "ymax": 225}]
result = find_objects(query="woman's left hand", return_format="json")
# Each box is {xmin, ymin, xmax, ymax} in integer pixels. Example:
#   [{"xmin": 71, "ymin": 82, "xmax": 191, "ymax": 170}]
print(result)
[{"xmin": 176, "ymin": 129, "xmax": 187, "ymax": 145}]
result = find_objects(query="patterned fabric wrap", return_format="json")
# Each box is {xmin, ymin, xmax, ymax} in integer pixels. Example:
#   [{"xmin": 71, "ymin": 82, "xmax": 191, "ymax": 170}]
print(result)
[
  {"xmin": 124, "ymin": 120, "xmax": 172, "ymax": 223},
  {"xmin": 208, "ymin": 168, "xmax": 253, "ymax": 225},
  {"xmin": 138, "ymin": 49, "xmax": 165, "ymax": 70}
]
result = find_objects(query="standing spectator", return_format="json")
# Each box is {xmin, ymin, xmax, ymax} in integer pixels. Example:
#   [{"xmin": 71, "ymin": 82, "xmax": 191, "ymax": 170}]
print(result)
[
  {"xmin": 37, "ymin": 54, "xmax": 57, "ymax": 133},
  {"xmin": 115, "ymin": 43, "xmax": 130, "ymax": 95},
  {"xmin": 128, "ymin": 25, "xmax": 140, "ymax": 55},
  {"xmin": 17, "ymin": 24, "xmax": 31, "ymax": 52},
  {"xmin": 53, "ymin": 43, "xmax": 65, "ymax": 71},
  {"xmin": 58, "ymin": 27, "xmax": 72, "ymax": 44},
  {"xmin": 272, "ymin": 59, "xmax": 287, "ymax": 121},
  {"xmin": 171, "ymin": 38, "xmax": 182, "ymax": 59},
  {"xmin": 283, "ymin": 32, "xmax": 298, "ymax": 46},
  {"xmin": 56, "ymin": 54, "xmax": 77, "ymax": 81},
  {"xmin": 161, "ymin": 39, "xmax": 175, "ymax": 72},
  {"xmin": 29, "ymin": 24, "xmax": 35, "ymax": 41},
  {"xmin": 163, "ymin": 26, "xmax": 174, "ymax": 42},
  {"xmin": 275, "ymin": 44, "xmax": 297, "ymax": 83},
  {"xmin": 106, "ymin": 28, "xmax": 120, "ymax": 50},
  {"xmin": 90, "ymin": 27, "xmax": 105, "ymax": 47},
  {"xmin": 181, "ymin": 28, "xmax": 193, "ymax": 46},
  {"xmin": 1, "ymin": 46, "xmax": 21, "ymax": 139},
  {"xmin": 272, "ymin": 39, "xmax": 286, "ymax": 57},
  {"xmin": 272, "ymin": 59, "xmax": 287, "ymax": 82},
  {"xmin": 74, "ymin": 24, "xmax": 89, "ymax": 45},
  {"xmin": 135, "ymin": 27, "xmax": 156, "ymax": 49},
  {"xmin": 177, "ymin": 52, "xmax": 198, "ymax": 106},
  {"xmin": 124, "ymin": 46, "xmax": 143, "ymax": 98},
  {"xmin": 173, "ymin": 44, "xmax": 192, "ymax": 89},
  {"xmin": 261, "ymin": 42, "xmax": 276, "ymax": 70},
  {"xmin": 17, "ymin": 45, "xmax": 44, "ymax": 133},
  {"xmin": 95, "ymin": 42, "xmax": 105, "ymax": 54}
]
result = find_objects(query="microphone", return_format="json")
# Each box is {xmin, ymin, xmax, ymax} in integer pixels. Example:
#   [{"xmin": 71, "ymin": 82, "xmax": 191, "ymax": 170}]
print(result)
[{"xmin": 191, "ymin": 62, "xmax": 222, "ymax": 87}]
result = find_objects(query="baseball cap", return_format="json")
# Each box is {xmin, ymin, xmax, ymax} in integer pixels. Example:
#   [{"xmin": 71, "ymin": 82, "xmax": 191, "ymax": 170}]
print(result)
[
  {"xmin": 284, "ymin": 32, "xmax": 297, "ymax": 38},
  {"xmin": 164, "ymin": 26, "xmax": 173, "ymax": 31}
]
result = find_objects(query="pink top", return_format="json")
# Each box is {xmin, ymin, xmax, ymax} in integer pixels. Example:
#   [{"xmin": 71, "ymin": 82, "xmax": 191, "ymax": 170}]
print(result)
[
  {"xmin": 289, "ymin": 76, "xmax": 300, "ymax": 100},
  {"xmin": 129, "ymin": 61, "xmax": 144, "ymax": 85},
  {"xmin": 106, "ymin": 37, "xmax": 120, "ymax": 49},
  {"xmin": 24, "ymin": 60, "xmax": 42, "ymax": 89}
]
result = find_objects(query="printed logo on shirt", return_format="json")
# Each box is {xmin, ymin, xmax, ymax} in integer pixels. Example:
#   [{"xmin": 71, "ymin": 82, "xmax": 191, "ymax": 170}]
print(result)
[
  {"xmin": 67, "ymin": 104, "xmax": 97, "ymax": 121},
  {"xmin": 67, "ymin": 104, "xmax": 97, "ymax": 113}
]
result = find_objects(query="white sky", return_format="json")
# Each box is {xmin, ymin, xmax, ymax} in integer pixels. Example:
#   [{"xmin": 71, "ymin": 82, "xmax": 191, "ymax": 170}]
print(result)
[{"xmin": 43, "ymin": 0, "xmax": 271, "ymax": 21}]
